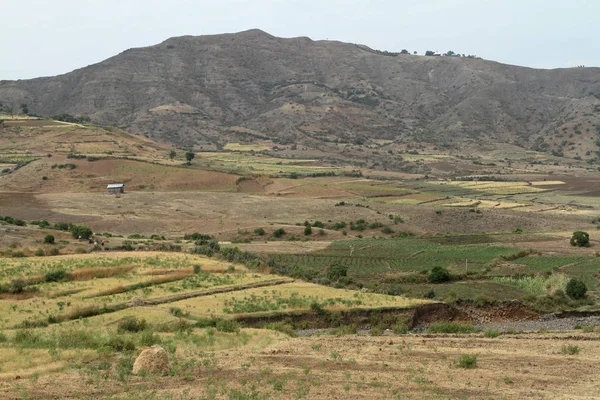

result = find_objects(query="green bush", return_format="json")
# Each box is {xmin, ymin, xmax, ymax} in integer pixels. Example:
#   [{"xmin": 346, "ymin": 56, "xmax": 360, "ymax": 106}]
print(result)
[
  {"xmin": 254, "ymin": 227, "xmax": 265, "ymax": 236},
  {"xmin": 570, "ymin": 231, "xmax": 590, "ymax": 247},
  {"xmin": 304, "ymin": 225, "xmax": 312, "ymax": 235},
  {"xmin": 43, "ymin": 234, "xmax": 55, "ymax": 244},
  {"xmin": 215, "ymin": 319, "xmax": 240, "ymax": 333},
  {"xmin": 262, "ymin": 322, "xmax": 296, "ymax": 336},
  {"xmin": 273, "ymin": 228, "xmax": 285, "ymax": 238},
  {"xmin": 193, "ymin": 264, "xmax": 202, "ymax": 274},
  {"xmin": 428, "ymin": 266, "xmax": 451, "ymax": 283},
  {"xmin": 70, "ymin": 225, "xmax": 93, "ymax": 240},
  {"xmin": 34, "ymin": 249, "xmax": 45, "ymax": 257},
  {"xmin": 53, "ymin": 222, "xmax": 72, "ymax": 231},
  {"xmin": 48, "ymin": 247, "xmax": 60, "ymax": 256},
  {"xmin": 484, "ymin": 329, "xmax": 500, "ymax": 338},
  {"xmin": 561, "ymin": 344, "xmax": 580, "ymax": 355},
  {"xmin": 117, "ymin": 317, "xmax": 147, "ymax": 333},
  {"xmin": 457, "ymin": 354, "xmax": 478, "ymax": 368},
  {"xmin": 184, "ymin": 232, "xmax": 212, "ymax": 241},
  {"xmin": 326, "ymin": 262, "xmax": 348, "ymax": 281},
  {"xmin": 566, "ymin": 279, "xmax": 587, "ymax": 299},
  {"xmin": 44, "ymin": 269, "xmax": 70, "ymax": 282}
]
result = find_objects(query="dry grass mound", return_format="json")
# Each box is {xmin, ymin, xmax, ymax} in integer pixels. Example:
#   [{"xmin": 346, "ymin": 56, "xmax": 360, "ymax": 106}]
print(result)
[{"xmin": 132, "ymin": 345, "xmax": 171, "ymax": 376}]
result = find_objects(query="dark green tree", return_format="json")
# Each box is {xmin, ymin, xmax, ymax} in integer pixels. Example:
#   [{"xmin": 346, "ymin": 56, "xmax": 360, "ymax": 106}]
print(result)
[
  {"xmin": 566, "ymin": 279, "xmax": 587, "ymax": 299},
  {"xmin": 570, "ymin": 231, "xmax": 590, "ymax": 247},
  {"xmin": 428, "ymin": 266, "xmax": 451, "ymax": 283},
  {"xmin": 185, "ymin": 151, "xmax": 195, "ymax": 163},
  {"xmin": 169, "ymin": 150, "xmax": 176, "ymax": 160}
]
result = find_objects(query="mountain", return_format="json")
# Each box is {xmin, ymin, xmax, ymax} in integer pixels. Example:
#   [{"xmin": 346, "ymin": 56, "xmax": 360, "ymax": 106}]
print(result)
[{"xmin": 1, "ymin": 29, "xmax": 600, "ymax": 161}]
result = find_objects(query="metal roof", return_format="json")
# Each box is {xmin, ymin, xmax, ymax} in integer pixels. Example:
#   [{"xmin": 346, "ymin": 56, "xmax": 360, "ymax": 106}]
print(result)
[{"xmin": 107, "ymin": 184, "xmax": 124, "ymax": 189}]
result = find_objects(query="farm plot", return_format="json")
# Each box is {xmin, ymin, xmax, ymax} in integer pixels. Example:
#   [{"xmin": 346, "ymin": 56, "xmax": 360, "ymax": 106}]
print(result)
[
  {"xmin": 223, "ymin": 142, "xmax": 271, "ymax": 152},
  {"xmin": 0, "ymin": 253, "xmax": 275, "ymax": 328},
  {"xmin": 197, "ymin": 152, "xmax": 342, "ymax": 176},
  {"xmin": 428, "ymin": 180, "xmax": 547, "ymax": 196},
  {"xmin": 157, "ymin": 281, "xmax": 427, "ymax": 317},
  {"xmin": 272, "ymin": 238, "xmax": 516, "ymax": 279}
]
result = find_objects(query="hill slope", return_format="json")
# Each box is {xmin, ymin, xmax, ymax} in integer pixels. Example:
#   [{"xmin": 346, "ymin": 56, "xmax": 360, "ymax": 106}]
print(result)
[{"xmin": 1, "ymin": 29, "xmax": 600, "ymax": 159}]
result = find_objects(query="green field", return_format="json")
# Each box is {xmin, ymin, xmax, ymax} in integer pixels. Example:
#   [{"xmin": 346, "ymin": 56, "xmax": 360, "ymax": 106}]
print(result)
[{"xmin": 268, "ymin": 236, "xmax": 599, "ymax": 304}]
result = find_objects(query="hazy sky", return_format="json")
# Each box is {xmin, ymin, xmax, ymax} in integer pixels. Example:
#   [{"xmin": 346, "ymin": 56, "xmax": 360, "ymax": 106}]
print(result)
[{"xmin": 2, "ymin": 0, "xmax": 598, "ymax": 80}]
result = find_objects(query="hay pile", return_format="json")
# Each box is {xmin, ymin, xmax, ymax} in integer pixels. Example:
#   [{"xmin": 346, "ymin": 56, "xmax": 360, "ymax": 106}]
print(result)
[{"xmin": 132, "ymin": 345, "xmax": 171, "ymax": 375}]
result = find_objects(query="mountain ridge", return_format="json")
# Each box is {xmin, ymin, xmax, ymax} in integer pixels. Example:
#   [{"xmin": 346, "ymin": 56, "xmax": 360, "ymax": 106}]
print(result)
[{"xmin": 1, "ymin": 29, "xmax": 599, "ymax": 164}]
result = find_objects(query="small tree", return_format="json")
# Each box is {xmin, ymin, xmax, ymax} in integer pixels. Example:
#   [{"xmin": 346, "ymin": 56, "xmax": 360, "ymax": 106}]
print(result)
[
  {"xmin": 304, "ymin": 225, "xmax": 312, "ymax": 236},
  {"xmin": 70, "ymin": 225, "xmax": 93, "ymax": 240},
  {"xmin": 326, "ymin": 262, "xmax": 348, "ymax": 281},
  {"xmin": 185, "ymin": 151, "xmax": 195, "ymax": 164},
  {"xmin": 570, "ymin": 231, "xmax": 590, "ymax": 247},
  {"xmin": 566, "ymin": 279, "xmax": 587, "ymax": 299},
  {"xmin": 43, "ymin": 234, "xmax": 55, "ymax": 244},
  {"xmin": 428, "ymin": 266, "xmax": 451, "ymax": 283},
  {"xmin": 168, "ymin": 150, "xmax": 176, "ymax": 160}
]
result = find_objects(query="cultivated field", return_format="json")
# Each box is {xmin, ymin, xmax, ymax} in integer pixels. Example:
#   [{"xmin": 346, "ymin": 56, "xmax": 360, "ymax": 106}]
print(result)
[{"xmin": 1, "ymin": 117, "xmax": 600, "ymax": 398}]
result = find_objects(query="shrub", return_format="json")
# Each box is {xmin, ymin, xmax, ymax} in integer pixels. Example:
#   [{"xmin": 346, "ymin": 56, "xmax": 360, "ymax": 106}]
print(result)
[
  {"xmin": 262, "ymin": 322, "xmax": 295, "ymax": 336},
  {"xmin": 215, "ymin": 319, "xmax": 240, "ymax": 333},
  {"xmin": 273, "ymin": 228, "xmax": 285, "ymax": 238},
  {"xmin": 570, "ymin": 231, "xmax": 590, "ymax": 247},
  {"xmin": 484, "ymin": 329, "xmax": 500, "ymax": 338},
  {"xmin": 312, "ymin": 221, "xmax": 325, "ymax": 228},
  {"xmin": 53, "ymin": 222, "xmax": 72, "ymax": 231},
  {"xmin": 48, "ymin": 247, "xmax": 60, "ymax": 256},
  {"xmin": 566, "ymin": 279, "xmax": 587, "ymax": 299},
  {"xmin": 457, "ymin": 354, "xmax": 478, "ymax": 369},
  {"xmin": 326, "ymin": 262, "xmax": 348, "ymax": 282},
  {"xmin": 117, "ymin": 317, "xmax": 147, "ymax": 333},
  {"xmin": 8, "ymin": 279, "xmax": 27, "ymax": 294},
  {"xmin": 70, "ymin": 225, "xmax": 93, "ymax": 240},
  {"xmin": 193, "ymin": 264, "xmax": 202, "ymax": 274},
  {"xmin": 11, "ymin": 251, "xmax": 26, "ymax": 258},
  {"xmin": 381, "ymin": 226, "xmax": 394, "ymax": 234},
  {"xmin": 34, "ymin": 248, "xmax": 45, "ymax": 257},
  {"xmin": 428, "ymin": 266, "xmax": 451, "ymax": 283},
  {"xmin": 44, "ymin": 269, "xmax": 70, "ymax": 282},
  {"xmin": 561, "ymin": 345, "xmax": 580, "ymax": 355},
  {"xmin": 184, "ymin": 232, "xmax": 211, "ymax": 241},
  {"xmin": 43, "ymin": 234, "xmax": 55, "ymax": 244},
  {"xmin": 304, "ymin": 225, "xmax": 312, "ymax": 235},
  {"xmin": 254, "ymin": 227, "xmax": 265, "ymax": 236}
]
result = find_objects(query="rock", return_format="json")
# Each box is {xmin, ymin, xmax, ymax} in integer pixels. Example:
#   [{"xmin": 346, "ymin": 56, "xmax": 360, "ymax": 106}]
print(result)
[{"xmin": 132, "ymin": 345, "xmax": 171, "ymax": 376}]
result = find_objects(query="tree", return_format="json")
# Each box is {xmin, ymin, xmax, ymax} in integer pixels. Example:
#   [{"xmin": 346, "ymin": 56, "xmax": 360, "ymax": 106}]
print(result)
[
  {"xmin": 413, "ymin": 51, "xmax": 417, "ymax": 55},
  {"xmin": 570, "ymin": 231, "xmax": 590, "ymax": 247},
  {"xmin": 425, "ymin": 50, "xmax": 435, "ymax": 56},
  {"xmin": 400, "ymin": 49, "xmax": 409, "ymax": 54},
  {"xmin": 43, "ymin": 234, "xmax": 55, "ymax": 244},
  {"xmin": 428, "ymin": 266, "xmax": 451, "ymax": 283},
  {"xmin": 304, "ymin": 225, "xmax": 312, "ymax": 235},
  {"xmin": 566, "ymin": 279, "xmax": 587, "ymax": 299},
  {"xmin": 185, "ymin": 151, "xmax": 195, "ymax": 163},
  {"xmin": 326, "ymin": 262, "xmax": 348, "ymax": 281},
  {"xmin": 168, "ymin": 150, "xmax": 176, "ymax": 160},
  {"xmin": 70, "ymin": 225, "xmax": 93, "ymax": 240},
  {"xmin": 445, "ymin": 50, "xmax": 456, "ymax": 57}
]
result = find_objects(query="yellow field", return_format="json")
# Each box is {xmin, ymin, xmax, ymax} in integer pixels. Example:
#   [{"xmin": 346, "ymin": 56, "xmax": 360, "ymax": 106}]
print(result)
[
  {"xmin": 224, "ymin": 142, "xmax": 271, "ymax": 152},
  {"xmin": 430, "ymin": 180, "xmax": 546, "ymax": 195},
  {"xmin": 160, "ymin": 281, "xmax": 429, "ymax": 317}
]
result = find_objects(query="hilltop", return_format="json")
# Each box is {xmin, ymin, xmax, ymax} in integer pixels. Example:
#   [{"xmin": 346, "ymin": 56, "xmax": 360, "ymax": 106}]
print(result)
[{"xmin": 1, "ymin": 29, "xmax": 599, "ymax": 166}]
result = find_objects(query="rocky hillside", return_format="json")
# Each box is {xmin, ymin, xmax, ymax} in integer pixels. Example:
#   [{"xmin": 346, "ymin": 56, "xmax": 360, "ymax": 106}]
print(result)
[{"xmin": 1, "ymin": 29, "xmax": 599, "ymax": 158}]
